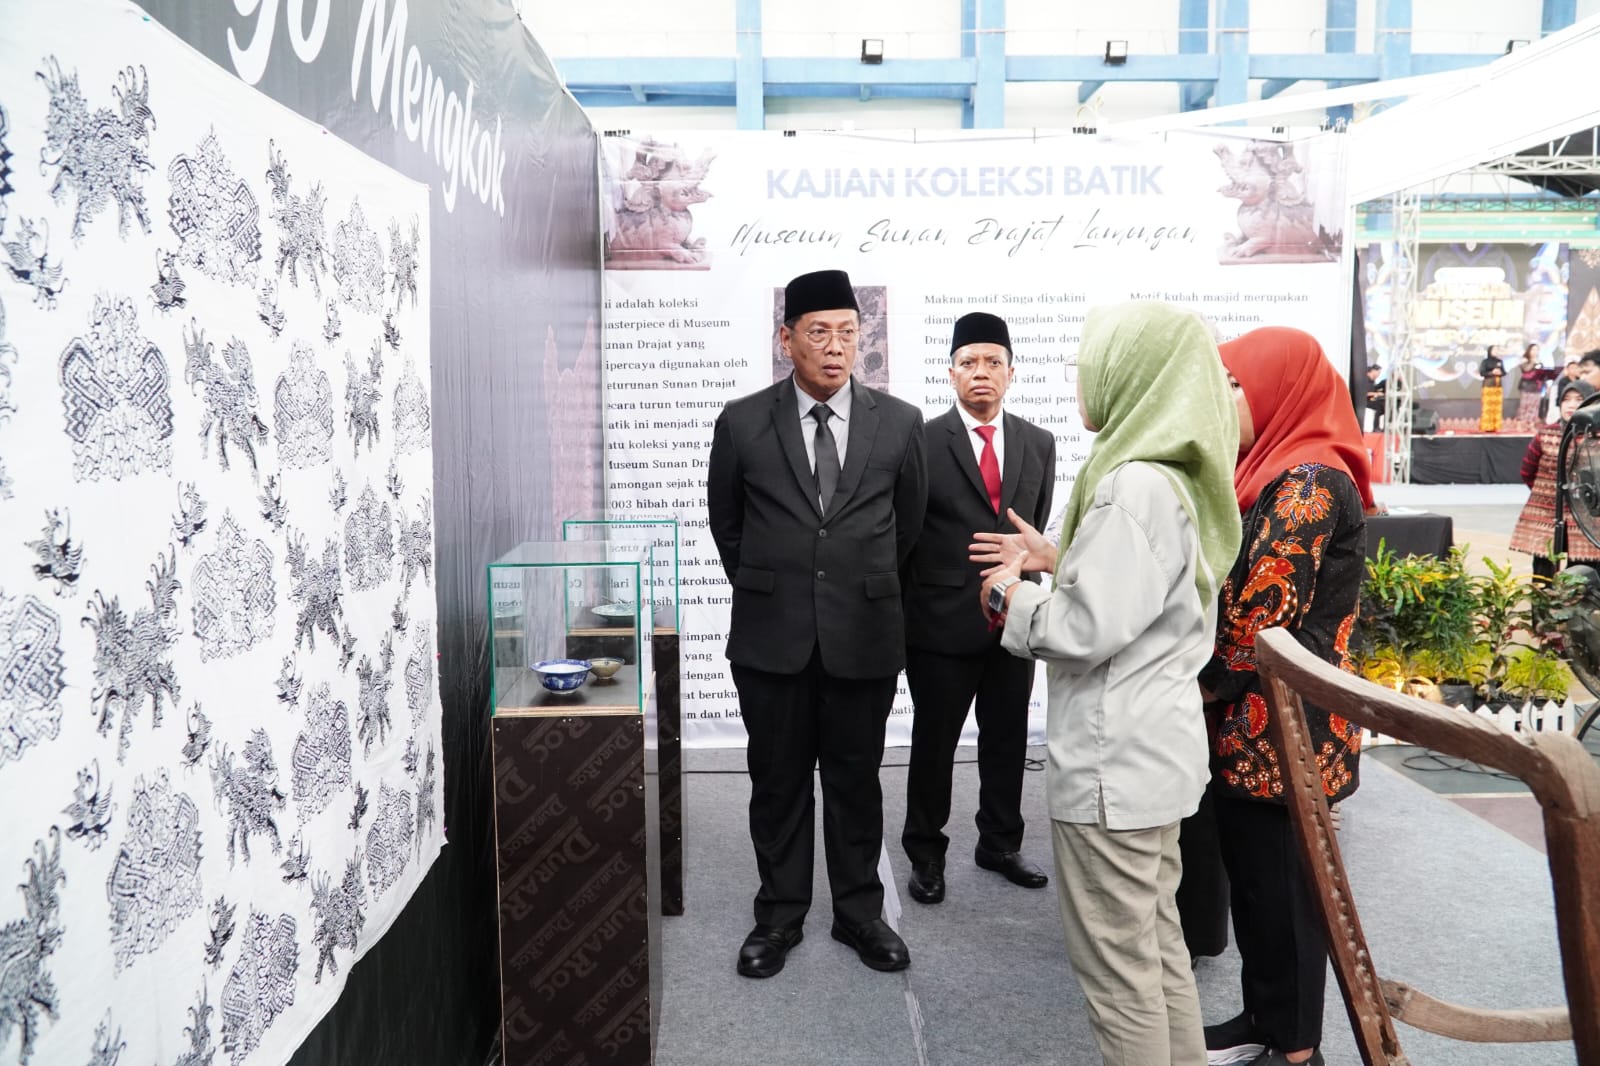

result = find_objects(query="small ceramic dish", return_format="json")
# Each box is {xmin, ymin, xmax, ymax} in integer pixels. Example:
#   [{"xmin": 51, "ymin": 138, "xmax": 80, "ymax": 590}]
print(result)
[
  {"xmin": 531, "ymin": 658, "xmax": 591, "ymax": 692},
  {"xmin": 588, "ymin": 656, "xmax": 624, "ymax": 680},
  {"xmin": 591, "ymin": 602, "xmax": 637, "ymax": 627}
]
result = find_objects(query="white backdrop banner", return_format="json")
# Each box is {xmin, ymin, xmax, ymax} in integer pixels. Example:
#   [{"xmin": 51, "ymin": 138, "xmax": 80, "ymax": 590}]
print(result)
[
  {"xmin": 600, "ymin": 129, "xmax": 1350, "ymax": 747},
  {"xmin": 0, "ymin": 5, "xmax": 440, "ymax": 1065}
]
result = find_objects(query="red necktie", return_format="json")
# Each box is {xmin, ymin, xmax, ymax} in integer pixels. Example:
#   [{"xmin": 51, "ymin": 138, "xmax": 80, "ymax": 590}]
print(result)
[{"xmin": 975, "ymin": 424, "xmax": 1001, "ymax": 514}]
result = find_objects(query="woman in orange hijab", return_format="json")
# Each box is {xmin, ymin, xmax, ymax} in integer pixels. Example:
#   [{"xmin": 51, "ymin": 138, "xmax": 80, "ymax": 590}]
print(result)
[{"xmin": 1181, "ymin": 327, "xmax": 1371, "ymax": 1066}]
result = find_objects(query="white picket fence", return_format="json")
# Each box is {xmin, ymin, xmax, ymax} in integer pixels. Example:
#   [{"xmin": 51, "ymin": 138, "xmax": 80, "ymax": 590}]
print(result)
[{"xmin": 1361, "ymin": 700, "xmax": 1581, "ymax": 747}]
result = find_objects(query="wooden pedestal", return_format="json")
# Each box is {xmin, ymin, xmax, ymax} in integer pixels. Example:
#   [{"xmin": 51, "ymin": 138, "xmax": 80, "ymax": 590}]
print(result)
[{"xmin": 492, "ymin": 698, "xmax": 662, "ymax": 1066}]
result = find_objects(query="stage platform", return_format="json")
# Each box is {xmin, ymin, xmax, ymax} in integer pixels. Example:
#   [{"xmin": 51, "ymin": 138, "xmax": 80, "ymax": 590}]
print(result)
[
  {"xmin": 1409, "ymin": 432, "xmax": 1532, "ymax": 485},
  {"xmin": 651, "ymin": 747, "xmax": 1569, "ymax": 1066}
]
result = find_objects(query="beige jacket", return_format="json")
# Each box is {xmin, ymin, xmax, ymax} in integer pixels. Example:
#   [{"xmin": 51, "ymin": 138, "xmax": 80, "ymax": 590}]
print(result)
[{"xmin": 1002, "ymin": 462, "xmax": 1213, "ymax": 831}]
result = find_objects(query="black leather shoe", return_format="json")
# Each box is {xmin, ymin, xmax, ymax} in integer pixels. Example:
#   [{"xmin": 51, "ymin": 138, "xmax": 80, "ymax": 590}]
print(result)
[
  {"xmin": 974, "ymin": 845, "xmax": 1049, "ymax": 888},
  {"xmin": 736, "ymin": 923, "xmax": 803, "ymax": 978},
  {"xmin": 907, "ymin": 862, "xmax": 945, "ymax": 904},
  {"xmin": 830, "ymin": 917, "xmax": 910, "ymax": 972}
]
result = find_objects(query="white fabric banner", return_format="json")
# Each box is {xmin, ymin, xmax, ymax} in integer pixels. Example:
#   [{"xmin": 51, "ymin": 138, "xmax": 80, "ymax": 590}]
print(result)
[
  {"xmin": 599, "ymin": 129, "xmax": 1350, "ymax": 747},
  {"xmin": 0, "ymin": 5, "xmax": 440, "ymax": 1064}
]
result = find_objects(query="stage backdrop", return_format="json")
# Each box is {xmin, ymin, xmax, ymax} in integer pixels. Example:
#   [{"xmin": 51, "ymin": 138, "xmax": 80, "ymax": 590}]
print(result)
[
  {"xmin": 599, "ymin": 129, "xmax": 1352, "ymax": 747},
  {"xmin": 0, "ymin": 8, "xmax": 440, "ymax": 1066}
]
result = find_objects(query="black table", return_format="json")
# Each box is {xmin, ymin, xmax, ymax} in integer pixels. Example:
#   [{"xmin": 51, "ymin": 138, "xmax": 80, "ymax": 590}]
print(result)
[
  {"xmin": 1366, "ymin": 512, "xmax": 1454, "ymax": 560},
  {"xmin": 1409, "ymin": 434, "xmax": 1530, "ymax": 485}
]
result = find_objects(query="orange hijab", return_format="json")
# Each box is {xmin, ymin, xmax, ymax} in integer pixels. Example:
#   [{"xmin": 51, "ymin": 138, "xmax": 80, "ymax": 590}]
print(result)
[{"xmin": 1219, "ymin": 327, "xmax": 1375, "ymax": 512}]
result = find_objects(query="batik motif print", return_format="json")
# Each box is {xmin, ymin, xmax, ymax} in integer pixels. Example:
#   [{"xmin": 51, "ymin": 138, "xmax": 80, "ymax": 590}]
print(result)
[
  {"xmin": 328, "ymin": 468, "xmax": 347, "ymax": 513},
  {"xmin": 275, "ymin": 656, "xmax": 301, "ymax": 710},
  {"xmin": 0, "ymin": 101, "xmax": 13, "ymax": 231},
  {"xmin": 396, "ymin": 495, "xmax": 433, "ymax": 593},
  {"xmin": 264, "ymin": 140, "xmax": 326, "ymax": 295},
  {"xmin": 172, "ymin": 482, "xmax": 208, "ymax": 550},
  {"xmin": 26, "ymin": 508, "xmax": 85, "ymax": 596},
  {"xmin": 285, "ymin": 531, "xmax": 343, "ymax": 652},
  {"xmin": 405, "ymin": 622, "xmax": 433, "ymax": 729},
  {"xmin": 183, "ymin": 323, "xmax": 267, "ymax": 481},
  {"xmin": 384, "ymin": 455, "xmax": 403, "ymax": 501},
  {"xmin": 390, "ymin": 594, "xmax": 408, "ymax": 637},
  {"xmin": 59, "ymin": 295, "xmax": 174, "ymax": 481},
  {"xmin": 255, "ymin": 276, "xmax": 284, "ymax": 338},
  {"xmin": 179, "ymin": 705, "xmax": 211, "ymax": 772},
  {"xmin": 107, "ymin": 773, "xmax": 204, "ymax": 971},
  {"xmin": 0, "ymin": 589, "xmax": 65, "ymax": 768},
  {"xmin": 170, "ymin": 987, "xmax": 216, "ymax": 1066},
  {"xmin": 62, "ymin": 760, "xmax": 114, "ymax": 850},
  {"xmin": 219, "ymin": 909, "xmax": 297, "ymax": 1065},
  {"xmin": 202, "ymin": 894, "xmax": 235, "ymax": 969},
  {"xmin": 1, "ymin": 216, "xmax": 67, "ymax": 308},
  {"xmin": 308, "ymin": 852, "xmax": 365, "ymax": 984},
  {"xmin": 388, "ymin": 215, "xmax": 419, "ymax": 311},
  {"xmin": 392, "ymin": 353, "xmax": 430, "ymax": 455},
  {"xmin": 321, "ymin": 299, "xmax": 341, "ymax": 346},
  {"xmin": 345, "ymin": 342, "xmax": 383, "ymax": 456},
  {"xmin": 0, "ymin": 293, "xmax": 15, "ymax": 498},
  {"xmin": 331, "ymin": 200, "xmax": 384, "ymax": 314},
  {"xmin": 273, "ymin": 340, "xmax": 333, "ymax": 469},
  {"xmin": 355, "ymin": 633, "xmax": 394, "ymax": 757},
  {"xmin": 85, "ymin": 547, "xmax": 181, "ymax": 763},
  {"xmin": 209, "ymin": 728, "xmax": 285, "ymax": 867},
  {"xmin": 0, "ymin": 830, "xmax": 66, "ymax": 1066},
  {"xmin": 86, "ymin": 1010, "xmax": 125, "ymax": 1066},
  {"xmin": 191, "ymin": 512, "xmax": 276, "ymax": 661},
  {"xmin": 291, "ymin": 682, "xmax": 351, "ymax": 822},
  {"xmin": 344, "ymin": 484, "xmax": 393, "ymax": 591},
  {"xmin": 257, "ymin": 474, "xmax": 288, "ymax": 533},
  {"xmin": 364, "ymin": 783, "xmax": 412, "ymax": 897},
  {"xmin": 414, "ymin": 744, "xmax": 436, "ymax": 855},
  {"xmin": 149, "ymin": 250, "xmax": 186, "ymax": 313},
  {"xmin": 166, "ymin": 128, "xmax": 261, "ymax": 284},
  {"xmin": 1203, "ymin": 464, "xmax": 1366, "ymax": 803},
  {"xmin": 37, "ymin": 59, "xmax": 155, "ymax": 240},
  {"xmin": 279, "ymin": 833, "xmax": 310, "ymax": 885}
]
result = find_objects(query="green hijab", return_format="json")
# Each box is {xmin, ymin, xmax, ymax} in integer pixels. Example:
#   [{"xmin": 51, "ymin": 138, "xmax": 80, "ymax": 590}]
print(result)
[{"xmin": 1058, "ymin": 302, "xmax": 1242, "ymax": 608}]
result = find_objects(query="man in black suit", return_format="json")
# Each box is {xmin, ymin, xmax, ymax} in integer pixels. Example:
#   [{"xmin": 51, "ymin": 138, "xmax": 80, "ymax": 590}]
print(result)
[
  {"xmin": 901, "ymin": 312, "xmax": 1055, "ymax": 905},
  {"xmin": 707, "ymin": 269, "xmax": 928, "ymax": 978}
]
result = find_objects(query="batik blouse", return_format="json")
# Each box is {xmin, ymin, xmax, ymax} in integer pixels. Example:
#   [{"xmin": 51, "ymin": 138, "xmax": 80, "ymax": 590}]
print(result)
[{"xmin": 1197, "ymin": 462, "xmax": 1368, "ymax": 804}]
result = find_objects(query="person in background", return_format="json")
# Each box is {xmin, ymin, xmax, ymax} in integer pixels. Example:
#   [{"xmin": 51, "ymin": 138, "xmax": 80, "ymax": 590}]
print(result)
[
  {"xmin": 901, "ymin": 312, "xmax": 1056, "ymax": 906},
  {"xmin": 1362, "ymin": 364, "xmax": 1386, "ymax": 433},
  {"xmin": 707, "ymin": 268, "xmax": 928, "ymax": 979},
  {"xmin": 1182, "ymin": 327, "xmax": 1371, "ymax": 1066},
  {"xmin": 1579, "ymin": 349, "xmax": 1600, "ymax": 392},
  {"xmin": 975, "ymin": 302, "xmax": 1241, "ymax": 1066},
  {"xmin": 1565, "ymin": 360, "xmax": 1583, "ymax": 383},
  {"xmin": 1479, "ymin": 344, "xmax": 1506, "ymax": 432},
  {"xmin": 1511, "ymin": 378, "xmax": 1600, "ymax": 581},
  {"xmin": 1514, "ymin": 342, "xmax": 1556, "ymax": 424}
]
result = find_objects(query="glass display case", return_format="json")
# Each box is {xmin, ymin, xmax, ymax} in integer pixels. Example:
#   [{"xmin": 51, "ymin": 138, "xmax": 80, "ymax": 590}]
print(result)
[
  {"xmin": 487, "ymin": 541, "xmax": 654, "ymax": 716},
  {"xmin": 562, "ymin": 518, "xmax": 680, "ymax": 632}
]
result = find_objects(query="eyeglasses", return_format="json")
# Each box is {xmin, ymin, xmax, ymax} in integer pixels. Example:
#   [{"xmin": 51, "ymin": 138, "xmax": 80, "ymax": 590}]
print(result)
[{"xmin": 800, "ymin": 327, "xmax": 859, "ymax": 348}]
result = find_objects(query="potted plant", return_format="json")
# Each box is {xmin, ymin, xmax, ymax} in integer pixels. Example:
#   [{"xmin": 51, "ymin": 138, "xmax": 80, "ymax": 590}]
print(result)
[{"xmin": 1358, "ymin": 542, "xmax": 1478, "ymax": 702}]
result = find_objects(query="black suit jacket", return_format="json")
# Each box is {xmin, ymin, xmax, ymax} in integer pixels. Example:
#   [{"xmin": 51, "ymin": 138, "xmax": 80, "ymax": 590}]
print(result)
[
  {"xmin": 903, "ymin": 406, "xmax": 1055, "ymax": 657},
  {"xmin": 707, "ymin": 376, "xmax": 927, "ymax": 679}
]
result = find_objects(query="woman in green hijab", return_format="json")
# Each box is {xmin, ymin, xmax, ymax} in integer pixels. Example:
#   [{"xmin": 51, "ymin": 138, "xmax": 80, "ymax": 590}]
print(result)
[{"xmin": 977, "ymin": 302, "xmax": 1241, "ymax": 1066}]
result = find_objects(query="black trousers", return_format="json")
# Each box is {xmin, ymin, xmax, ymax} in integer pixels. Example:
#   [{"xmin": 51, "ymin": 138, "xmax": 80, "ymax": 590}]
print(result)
[
  {"xmin": 1181, "ymin": 788, "xmax": 1328, "ymax": 1051},
  {"xmin": 731, "ymin": 648, "xmax": 896, "ymax": 930},
  {"xmin": 901, "ymin": 643, "xmax": 1032, "ymax": 865}
]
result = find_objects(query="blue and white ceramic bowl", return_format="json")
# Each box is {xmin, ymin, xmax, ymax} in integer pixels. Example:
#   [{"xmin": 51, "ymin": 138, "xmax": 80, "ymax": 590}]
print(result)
[{"xmin": 531, "ymin": 658, "xmax": 591, "ymax": 692}]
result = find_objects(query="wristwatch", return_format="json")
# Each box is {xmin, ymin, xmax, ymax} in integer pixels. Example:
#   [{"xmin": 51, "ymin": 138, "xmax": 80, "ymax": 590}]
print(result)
[{"xmin": 986, "ymin": 576, "xmax": 1020, "ymax": 615}]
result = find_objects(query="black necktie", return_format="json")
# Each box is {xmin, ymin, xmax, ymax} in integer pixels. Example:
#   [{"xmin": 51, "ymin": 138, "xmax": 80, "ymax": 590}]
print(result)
[{"xmin": 811, "ymin": 405, "xmax": 839, "ymax": 513}]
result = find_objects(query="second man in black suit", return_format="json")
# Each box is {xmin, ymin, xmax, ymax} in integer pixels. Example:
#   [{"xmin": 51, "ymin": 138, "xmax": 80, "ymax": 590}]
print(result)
[{"xmin": 901, "ymin": 312, "xmax": 1056, "ymax": 904}]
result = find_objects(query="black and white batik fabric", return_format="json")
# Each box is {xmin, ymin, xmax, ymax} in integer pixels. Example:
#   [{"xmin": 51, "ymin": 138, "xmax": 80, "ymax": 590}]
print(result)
[{"xmin": 0, "ymin": 10, "xmax": 439, "ymax": 1065}]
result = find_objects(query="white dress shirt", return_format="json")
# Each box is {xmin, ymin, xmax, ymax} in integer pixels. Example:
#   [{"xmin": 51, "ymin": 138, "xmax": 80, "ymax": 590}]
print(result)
[
  {"xmin": 957, "ymin": 403, "xmax": 1005, "ymax": 472},
  {"xmin": 795, "ymin": 378, "xmax": 853, "ymax": 472}
]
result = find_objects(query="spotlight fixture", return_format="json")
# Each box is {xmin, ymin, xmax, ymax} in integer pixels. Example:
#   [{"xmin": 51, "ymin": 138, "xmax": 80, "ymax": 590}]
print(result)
[
  {"xmin": 860, "ymin": 38, "xmax": 884, "ymax": 65},
  {"xmin": 1506, "ymin": 38, "xmax": 1530, "ymax": 53},
  {"xmin": 1103, "ymin": 40, "xmax": 1129, "ymax": 66}
]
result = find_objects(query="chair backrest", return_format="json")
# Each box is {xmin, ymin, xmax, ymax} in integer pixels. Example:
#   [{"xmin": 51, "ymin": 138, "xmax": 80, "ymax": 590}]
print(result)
[{"xmin": 1253, "ymin": 627, "xmax": 1600, "ymax": 1066}]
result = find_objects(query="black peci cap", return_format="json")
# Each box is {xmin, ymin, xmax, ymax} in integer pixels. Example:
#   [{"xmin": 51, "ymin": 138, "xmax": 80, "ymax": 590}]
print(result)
[
  {"xmin": 950, "ymin": 311, "xmax": 1011, "ymax": 355},
  {"xmin": 783, "ymin": 269, "xmax": 859, "ymax": 321}
]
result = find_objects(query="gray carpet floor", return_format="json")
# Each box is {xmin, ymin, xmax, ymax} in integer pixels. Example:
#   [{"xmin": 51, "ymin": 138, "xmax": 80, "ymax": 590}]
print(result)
[{"xmin": 652, "ymin": 746, "xmax": 1575, "ymax": 1066}]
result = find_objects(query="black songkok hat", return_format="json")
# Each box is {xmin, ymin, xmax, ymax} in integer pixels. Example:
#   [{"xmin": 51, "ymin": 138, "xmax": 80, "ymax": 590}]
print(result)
[
  {"xmin": 784, "ymin": 269, "xmax": 859, "ymax": 321},
  {"xmin": 950, "ymin": 312, "xmax": 1011, "ymax": 355}
]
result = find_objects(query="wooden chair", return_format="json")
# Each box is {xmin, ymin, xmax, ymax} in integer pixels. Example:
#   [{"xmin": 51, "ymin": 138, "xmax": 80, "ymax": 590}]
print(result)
[{"xmin": 1253, "ymin": 627, "xmax": 1600, "ymax": 1065}]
